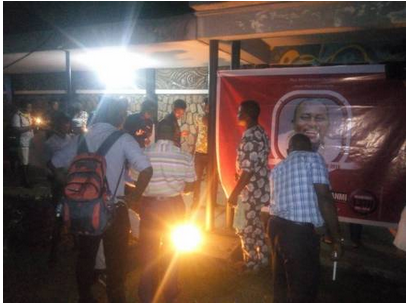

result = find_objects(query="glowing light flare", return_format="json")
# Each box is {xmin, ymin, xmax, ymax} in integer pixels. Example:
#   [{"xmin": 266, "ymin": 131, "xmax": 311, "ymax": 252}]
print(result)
[
  {"xmin": 35, "ymin": 117, "xmax": 42, "ymax": 125},
  {"xmin": 78, "ymin": 48, "xmax": 156, "ymax": 89},
  {"xmin": 171, "ymin": 223, "xmax": 203, "ymax": 253}
]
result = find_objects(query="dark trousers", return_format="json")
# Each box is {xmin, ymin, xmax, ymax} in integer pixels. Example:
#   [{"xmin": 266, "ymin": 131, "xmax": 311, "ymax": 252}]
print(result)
[
  {"xmin": 268, "ymin": 216, "xmax": 320, "ymax": 303},
  {"xmin": 138, "ymin": 196, "xmax": 185, "ymax": 303},
  {"xmin": 349, "ymin": 223, "xmax": 363, "ymax": 245},
  {"xmin": 48, "ymin": 178, "xmax": 64, "ymax": 263},
  {"xmin": 76, "ymin": 204, "xmax": 130, "ymax": 302}
]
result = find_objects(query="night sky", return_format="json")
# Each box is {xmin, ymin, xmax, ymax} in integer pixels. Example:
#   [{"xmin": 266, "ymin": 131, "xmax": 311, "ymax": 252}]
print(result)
[{"xmin": 3, "ymin": 2, "xmax": 194, "ymax": 35}]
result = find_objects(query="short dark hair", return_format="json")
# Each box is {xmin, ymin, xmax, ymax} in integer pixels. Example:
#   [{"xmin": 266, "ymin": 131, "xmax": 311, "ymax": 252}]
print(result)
[
  {"xmin": 55, "ymin": 112, "xmax": 71, "ymax": 127},
  {"xmin": 19, "ymin": 100, "xmax": 31, "ymax": 110},
  {"xmin": 92, "ymin": 97, "xmax": 128, "ymax": 128},
  {"xmin": 141, "ymin": 100, "xmax": 156, "ymax": 114},
  {"xmin": 289, "ymin": 133, "xmax": 312, "ymax": 152},
  {"xmin": 71, "ymin": 101, "xmax": 83, "ymax": 114},
  {"xmin": 240, "ymin": 100, "xmax": 260, "ymax": 121},
  {"xmin": 156, "ymin": 120, "xmax": 175, "ymax": 141},
  {"xmin": 173, "ymin": 99, "xmax": 187, "ymax": 110}
]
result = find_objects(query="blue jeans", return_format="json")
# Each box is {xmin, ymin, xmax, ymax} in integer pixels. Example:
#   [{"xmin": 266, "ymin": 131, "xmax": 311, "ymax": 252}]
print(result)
[{"xmin": 138, "ymin": 196, "xmax": 185, "ymax": 302}]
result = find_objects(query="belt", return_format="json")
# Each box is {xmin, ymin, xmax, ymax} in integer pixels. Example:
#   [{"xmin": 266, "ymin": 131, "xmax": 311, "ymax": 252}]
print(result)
[
  {"xmin": 270, "ymin": 215, "xmax": 315, "ymax": 229},
  {"xmin": 143, "ymin": 195, "xmax": 181, "ymax": 201}
]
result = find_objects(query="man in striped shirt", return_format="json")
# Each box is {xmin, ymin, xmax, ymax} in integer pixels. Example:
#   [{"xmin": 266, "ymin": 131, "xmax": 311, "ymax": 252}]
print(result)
[
  {"xmin": 138, "ymin": 121, "xmax": 196, "ymax": 303},
  {"xmin": 268, "ymin": 133, "xmax": 342, "ymax": 302}
]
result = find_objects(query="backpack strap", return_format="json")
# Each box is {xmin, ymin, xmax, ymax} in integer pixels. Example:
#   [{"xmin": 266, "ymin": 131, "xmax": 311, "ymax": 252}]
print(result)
[
  {"xmin": 98, "ymin": 130, "xmax": 125, "ymax": 203},
  {"xmin": 77, "ymin": 134, "xmax": 89, "ymax": 154},
  {"xmin": 97, "ymin": 130, "xmax": 124, "ymax": 156},
  {"xmin": 111, "ymin": 162, "xmax": 126, "ymax": 203}
]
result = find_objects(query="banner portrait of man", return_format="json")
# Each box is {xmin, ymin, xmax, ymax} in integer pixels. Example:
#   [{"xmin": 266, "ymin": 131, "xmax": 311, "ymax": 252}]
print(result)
[
  {"xmin": 275, "ymin": 95, "xmax": 348, "ymax": 166},
  {"xmin": 217, "ymin": 65, "xmax": 405, "ymax": 226}
]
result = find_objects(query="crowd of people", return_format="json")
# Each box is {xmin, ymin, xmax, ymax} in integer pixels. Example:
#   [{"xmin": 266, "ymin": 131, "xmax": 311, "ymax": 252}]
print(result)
[
  {"xmin": 6, "ymin": 96, "xmax": 209, "ymax": 302},
  {"xmin": 6, "ymin": 96, "xmax": 404, "ymax": 303}
]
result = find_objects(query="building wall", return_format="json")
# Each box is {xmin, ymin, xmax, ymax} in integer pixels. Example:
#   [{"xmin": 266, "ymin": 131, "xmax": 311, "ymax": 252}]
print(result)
[
  {"xmin": 270, "ymin": 42, "xmax": 405, "ymax": 65},
  {"xmin": 7, "ymin": 67, "xmax": 208, "ymax": 153},
  {"xmin": 5, "ymin": 41, "xmax": 405, "ymax": 152}
]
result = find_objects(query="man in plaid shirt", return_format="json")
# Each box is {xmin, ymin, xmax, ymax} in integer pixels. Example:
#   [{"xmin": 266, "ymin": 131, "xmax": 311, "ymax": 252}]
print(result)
[{"xmin": 268, "ymin": 133, "xmax": 342, "ymax": 302}]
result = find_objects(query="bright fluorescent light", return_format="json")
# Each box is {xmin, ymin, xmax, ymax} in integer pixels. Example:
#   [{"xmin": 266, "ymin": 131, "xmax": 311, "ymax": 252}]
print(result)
[{"xmin": 79, "ymin": 48, "xmax": 155, "ymax": 89}]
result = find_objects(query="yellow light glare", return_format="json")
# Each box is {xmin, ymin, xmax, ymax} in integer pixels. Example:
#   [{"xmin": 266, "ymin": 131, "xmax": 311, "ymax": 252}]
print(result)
[
  {"xmin": 35, "ymin": 117, "xmax": 42, "ymax": 124},
  {"xmin": 171, "ymin": 223, "xmax": 202, "ymax": 253}
]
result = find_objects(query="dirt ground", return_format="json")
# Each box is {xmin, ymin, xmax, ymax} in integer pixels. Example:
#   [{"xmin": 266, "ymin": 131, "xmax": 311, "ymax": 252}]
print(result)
[
  {"xmin": 3, "ymin": 194, "xmax": 406, "ymax": 303},
  {"xmin": 3, "ymin": 166, "xmax": 406, "ymax": 303}
]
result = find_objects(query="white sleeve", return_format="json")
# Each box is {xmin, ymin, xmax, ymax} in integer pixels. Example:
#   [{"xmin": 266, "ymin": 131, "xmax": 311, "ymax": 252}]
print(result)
[
  {"xmin": 51, "ymin": 136, "xmax": 78, "ymax": 169},
  {"xmin": 12, "ymin": 114, "xmax": 21, "ymax": 128}
]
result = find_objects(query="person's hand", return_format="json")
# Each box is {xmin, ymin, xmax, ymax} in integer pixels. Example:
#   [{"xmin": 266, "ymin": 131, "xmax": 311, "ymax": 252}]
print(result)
[
  {"xmin": 135, "ymin": 129, "xmax": 146, "ymax": 136},
  {"xmin": 227, "ymin": 192, "xmax": 238, "ymax": 208},
  {"xmin": 125, "ymin": 188, "xmax": 142, "ymax": 204},
  {"xmin": 180, "ymin": 130, "xmax": 189, "ymax": 137},
  {"xmin": 331, "ymin": 240, "xmax": 344, "ymax": 261},
  {"xmin": 129, "ymin": 200, "xmax": 141, "ymax": 214}
]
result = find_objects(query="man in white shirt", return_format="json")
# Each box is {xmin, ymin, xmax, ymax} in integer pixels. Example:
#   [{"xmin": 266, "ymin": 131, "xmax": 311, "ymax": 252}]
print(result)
[
  {"xmin": 51, "ymin": 97, "xmax": 153, "ymax": 302},
  {"xmin": 12, "ymin": 101, "xmax": 34, "ymax": 187}
]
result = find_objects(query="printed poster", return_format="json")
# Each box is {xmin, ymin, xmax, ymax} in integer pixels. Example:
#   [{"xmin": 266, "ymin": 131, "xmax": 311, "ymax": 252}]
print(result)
[{"xmin": 217, "ymin": 65, "xmax": 405, "ymax": 227}]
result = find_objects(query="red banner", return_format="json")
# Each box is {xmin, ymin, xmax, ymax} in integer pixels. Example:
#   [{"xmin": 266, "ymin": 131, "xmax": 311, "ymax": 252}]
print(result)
[{"xmin": 217, "ymin": 65, "xmax": 405, "ymax": 227}]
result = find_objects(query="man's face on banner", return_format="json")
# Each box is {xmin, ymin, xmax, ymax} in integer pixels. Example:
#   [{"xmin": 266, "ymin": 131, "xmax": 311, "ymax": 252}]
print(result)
[{"xmin": 293, "ymin": 100, "xmax": 329, "ymax": 146}]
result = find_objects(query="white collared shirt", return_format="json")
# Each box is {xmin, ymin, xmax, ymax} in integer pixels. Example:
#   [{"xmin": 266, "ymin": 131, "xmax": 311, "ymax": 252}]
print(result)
[{"xmin": 12, "ymin": 111, "xmax": 34, "ymax": 147}]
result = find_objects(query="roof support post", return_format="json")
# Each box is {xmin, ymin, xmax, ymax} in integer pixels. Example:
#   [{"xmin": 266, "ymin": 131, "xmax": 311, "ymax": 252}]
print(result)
[
  {"xmin": 231, "ymin": 40, "xmax": 241, "ymax": 70},
  {"xmin": 145, "ymin": 68, "xmax": 157, "ymax": 121},
  {"xmin": 65, "ymin": 50, "xmax": 72, "ymax": 105},
  {"xmin": 3, "ymin": 74, "xmax": 14, "ymax": 105},
  {"xmin": 225, "ymin": 40, "xmax": 241, "ymax": 229},
  {"xmin": 206, "ymin": 39, "xmax": 219, "ymax": 232}
]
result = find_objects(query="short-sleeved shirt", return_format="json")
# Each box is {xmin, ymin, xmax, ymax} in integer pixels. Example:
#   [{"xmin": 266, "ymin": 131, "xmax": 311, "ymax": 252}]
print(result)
[
  {"xmin": 72, "ymin": 111, "xmax": 89, "ymax": 128},
  {"xmin": 269, "ymin": 151, "xmax": 330, "ymax": 227},
  {"xmin": 52, "ymin": 122, "xmax": 151, "ymax": 201},
  {"xmin": 12, "ymin": 111, "xmax": 34, "ymax": 147},
  {"xmin": 236, "ymin": 125, "xmax": 270, "ymax": 206},
  {"xmin": 45, "ymin": 133, "xmax": 75, "ymax": 161},
  {"xmin": 141, "ymin": 140, "xmax": 196, "ymax": 197}
]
